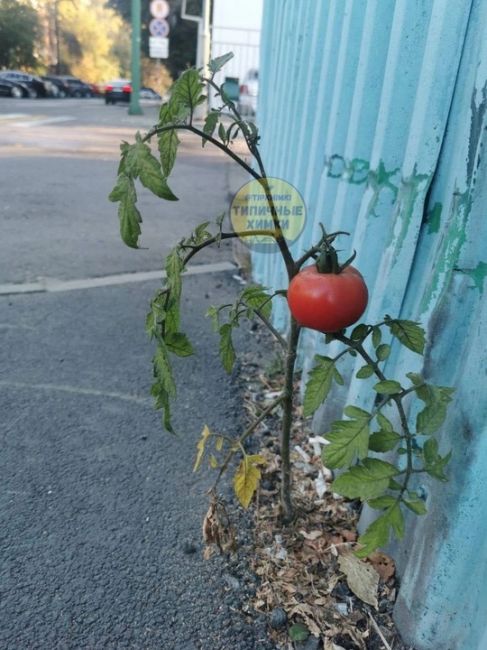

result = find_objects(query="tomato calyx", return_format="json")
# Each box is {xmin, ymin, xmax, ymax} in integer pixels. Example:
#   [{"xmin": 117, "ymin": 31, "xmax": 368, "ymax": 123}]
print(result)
[{"xmin": 314, "ymin": 227, "xmax": 356, "ymax": 275}]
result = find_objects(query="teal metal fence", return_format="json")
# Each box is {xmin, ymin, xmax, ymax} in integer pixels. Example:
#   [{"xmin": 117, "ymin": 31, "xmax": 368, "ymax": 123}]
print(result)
[{"xmin": 254, "ymin": 1, "xmax": 487, "ymax": 647}]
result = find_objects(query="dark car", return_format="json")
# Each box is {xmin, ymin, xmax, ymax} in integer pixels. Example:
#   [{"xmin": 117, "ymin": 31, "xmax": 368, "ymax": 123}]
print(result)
[
  {"xmin": 56, "ymin": 75, "xmax": 93, "ymax": 98},
  {"xmin": 104, "ymin": 80, "xmax": 161, "ymax": 104},
  {"xmin": 104, "ymin": 79, "xmax": 131, "ymax": 104},
  {"xmin": 0, "ymin": 71, "xmax": 49, "ymax": 98},
  {"xmin": 0, "ymin": 77, "xmax": 30, "ymax": 98},
  {"xmin": 42, "ymin": 75, "xmax": 71, "ymax": 98}
]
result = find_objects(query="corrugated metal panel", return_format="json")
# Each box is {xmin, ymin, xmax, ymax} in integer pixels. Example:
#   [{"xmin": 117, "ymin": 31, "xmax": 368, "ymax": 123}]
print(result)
[{"xmin": 255, "ymin": 1, "xmax": 487, "ymax": 648}]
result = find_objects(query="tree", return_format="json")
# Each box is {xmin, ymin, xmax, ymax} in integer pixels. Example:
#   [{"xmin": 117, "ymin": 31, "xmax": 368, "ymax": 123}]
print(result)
[
  {"xmin": 0, "ymin": 0, "xmax": 40, "ymax": 69},
  {"xmin": 58, "ymin": 0, "xmax": 130, "ymax": 82}
]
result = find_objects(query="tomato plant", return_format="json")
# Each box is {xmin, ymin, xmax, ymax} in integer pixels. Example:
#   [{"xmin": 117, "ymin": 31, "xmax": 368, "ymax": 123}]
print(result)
[
  {"xmin": 110, "ymin": 52, "xmax": 453, "ymax": 559},
  {"xmin": 287, "ymin": 264, "xmax": 368, "ymax": 333}
]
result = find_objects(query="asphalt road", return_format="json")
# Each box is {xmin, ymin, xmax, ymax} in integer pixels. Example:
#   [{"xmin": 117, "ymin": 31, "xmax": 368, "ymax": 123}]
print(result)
[{"xmin": 0, "ymin": 98, "xmax": 271, "ymax": 649}]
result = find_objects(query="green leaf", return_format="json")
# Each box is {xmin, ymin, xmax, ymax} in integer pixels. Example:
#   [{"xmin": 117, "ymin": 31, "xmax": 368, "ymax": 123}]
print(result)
[
  {"xmin": 165, "ymin": 332, "xmax": 194, "ymax": 357},
  {"xmin": 158, "ymin": 128, "xmax": 180, "ymax": 177},
  {"xmin": 124, "ymin": 139, "xmax": 178, "ymax": 200},
  {"xmin": 356, "ymin": 364, "xmax": 374, "ymax": 379},
  {"xmin": 164, "ymin": 248, "xmax": 184, "ymax": 333},
  {"xmin": 376, "ymin": 412, "xmax": 394, "ymax": 432},
  {"xmin": 355, "ymin": 502, "xmax": 405, "ymax": 558},
  {"xmin": 423, "ymin": 438, "xmax": 451, "ymax": 481},
  {"xmin": 203, "ymin": 111, "xmax": 219, "ymax": 146},
  {"xmin": 373, "ymin": 380, "xmax": 402, "ymax": 395},
  {"xmin": 146, "ymin": 290, "xmax": 168, "ymax": 338},
  {"xmin": 219, "ymin": 323, "xmax": 236, "ymax": 373},
  {"xmin": 386, "ymin": 318, "xmax": 425, "ymax": 355},
  {"xmin": 150, "ymin": 381, "xmax": 174, "ymax": 433},
  {"xmin": 334, "ymin": 367, "xmax": 344, "ymax": 385},
  {"xmin": 289, "ymin": 623, "xmax": 309, "ymax": 642},
  {"xmin": 376, "ymin": 344, "xmax": 391, "ymax": 361},
  {"xmin": 332, "ymin": 458, "xmax": 400, "ymax": 500},
  {"xmin": 172, "ymin": 68, "xmax": 206, "ymax": 112},
  {"xmin": 369, "ymin": 430, "xmax": 401, "ymax": 452},
  {"xmin": 109, "ymin": 172, "xmax": 130, "ymax": 202},
  {"xmin": 416, "ymin": 384, "xmax": 454, "ymax": 434},
  {"xmin": 240, "ymin": 285, "xmax": 272, "ymax": 319},
  {"xmin": 322, "ymin": 413, "xmax": 371, "ymax": 469},
  {"xmin": 372, "ymin": 326, "xmax": 382, "ymax": 348},
  {"xmin": 343, "ymin": 405, "xmax": 370, "ymax": 419},
  {"xmin": 368, "ymin": 495, "xmax": 397, "ymax": 510},
  {"xmin": 112, "ymin": 175, "xmax": 142, "ymax": 248},
  {"xmin": 403, "ymin": 497, "xmax": 427, "ymax": 515},
  {"xmin": 208, "ymin": 51, "xmax": 234, "ymax": 75},
  {"xmin": 153, "ymin": 342, "xmax": 176, "ymax": 397},
  {"xmin": 218, "ymin": 121, "xmax": 227, "ymax": 143},
  {"xmin": 351, "ymin": 324, "xmax": 369, "ymax": 341},
  {"xmin": 303, "ymin": 356, "xmax": 336, "ymax": 417}
]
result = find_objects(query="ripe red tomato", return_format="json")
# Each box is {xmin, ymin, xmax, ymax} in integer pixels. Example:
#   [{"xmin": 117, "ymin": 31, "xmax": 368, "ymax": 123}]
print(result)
[{"xmin": 287, "ymin": 265, "xmax": 368, "ymax": 333}]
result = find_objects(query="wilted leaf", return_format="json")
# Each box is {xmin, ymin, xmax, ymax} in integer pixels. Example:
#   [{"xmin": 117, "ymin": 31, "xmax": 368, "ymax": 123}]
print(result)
[
  {"xmin": 233, "ymin": 454, "xmax": 265, "ymax": 508},
  {"xmin": 338, "ymin": 550, "xmax": 379, "ymax": 607},
  {"xmin": 165, "ymin": 332, "xmax": 193, "ymax": 357},
  {"xmin": 208, "ymin": 51, "xmax": 234, "ymax": 75},
  {"xmin": 193, "ymin": 425, "xmax": 211, "ymax": 472}
]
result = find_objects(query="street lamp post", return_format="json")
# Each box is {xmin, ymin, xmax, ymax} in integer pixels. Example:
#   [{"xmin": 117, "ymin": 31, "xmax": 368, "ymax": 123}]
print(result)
[{"xmin": 129, "ymin": 0, "xmax": 143, "ymax": 115}]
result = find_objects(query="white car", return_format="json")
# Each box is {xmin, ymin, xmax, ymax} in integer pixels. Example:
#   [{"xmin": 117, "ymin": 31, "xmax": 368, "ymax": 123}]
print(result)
[{"xmin": 238, "ymin": 69, "xmax": 259, "ymax": 117}]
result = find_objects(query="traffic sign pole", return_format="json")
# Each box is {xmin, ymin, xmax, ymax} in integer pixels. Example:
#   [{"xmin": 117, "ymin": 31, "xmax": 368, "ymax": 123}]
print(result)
[{"xmin": 129, "ymin": 0, "xmax": 143, "ymax": 115}]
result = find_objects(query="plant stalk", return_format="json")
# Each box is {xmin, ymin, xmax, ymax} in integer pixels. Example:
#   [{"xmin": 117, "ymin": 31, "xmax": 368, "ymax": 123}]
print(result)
[{"xmin": 280, "ymin": 318, "xmax": 300, "ymax": 522}]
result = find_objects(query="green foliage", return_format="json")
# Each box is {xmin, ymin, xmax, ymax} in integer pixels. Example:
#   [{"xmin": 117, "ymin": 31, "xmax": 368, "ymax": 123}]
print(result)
[
  {"xmin": 303, "ymin": 356, "xmax": 342, "ymax": 417},
  {"xmin": 109, "ymin": 53, "xmax": 454, "ymax": 566},
  {"xmin": 322, "ymin": 409, "xmax": 370, "ymax": 469},
  {"xmin": 355, "ymin": 503, "xmax": 405, "ymax": 558},
  {"xmin": 0, "ymin": 0, "xmax": 39, "ymax": 69},
  {"xmin": 385, "ymin": 317, "xmax": 425, "ymax": 354},
  {"xmin": 108, "ymin": 174, "xmax": 141, "ymax": 248},
  {"xmin": 332, "ymin": 458, "xmax": 400, "ymax": 500},
  {"xmin": 208, "ymin": 51, "xmax": 234, "ymax": 76}
]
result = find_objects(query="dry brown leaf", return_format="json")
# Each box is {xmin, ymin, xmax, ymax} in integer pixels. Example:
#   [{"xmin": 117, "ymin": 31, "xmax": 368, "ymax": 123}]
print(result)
[
  {"xmin": 368, "ymin": 550, "xmax": 396, "ymax": 582},
  {"xmin": 338, "ymin": 550, "xmax": 380, "ymax": 608},
  {"xmin": 299, "ymin": 529, "xmax": 323, "ymax": 540}
]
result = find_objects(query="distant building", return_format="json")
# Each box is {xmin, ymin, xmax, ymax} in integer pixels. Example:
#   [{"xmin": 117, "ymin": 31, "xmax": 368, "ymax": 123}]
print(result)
[{"xmin": 209, "ymin": 0, "xmax": 262, "ymax": 110}]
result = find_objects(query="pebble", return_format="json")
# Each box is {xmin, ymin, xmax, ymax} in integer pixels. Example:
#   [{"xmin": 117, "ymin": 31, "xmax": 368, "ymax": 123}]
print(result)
[
  {"xmin": 182, "ymin": 540, "xmax": 197, "ymax": 555},
  {"xmin": 269, "ymin": 607, "xmax": 287, "ymax": 630}
]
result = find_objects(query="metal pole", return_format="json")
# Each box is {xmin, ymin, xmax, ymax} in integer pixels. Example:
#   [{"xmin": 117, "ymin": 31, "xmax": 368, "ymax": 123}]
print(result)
[{"xmin": 129, "ymin": 0, "xmax": 143, "ymax": 115}]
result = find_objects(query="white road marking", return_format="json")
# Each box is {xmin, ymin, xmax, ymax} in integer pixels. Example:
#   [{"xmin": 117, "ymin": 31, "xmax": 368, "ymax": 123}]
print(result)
[
  {"xmin": 15, "ymin": 116, "xmax": 75, "ymax": 127},
  {"xmin": 0, "ymin": 113, "xmax": 26, "ymax": 121},
  {"xmin": 0, "ymin": 261, "xmax": 236, "ymax": 296},
  {"xmin": 0, "ymin": 380, "xmax": 151, "ymax": 405}
]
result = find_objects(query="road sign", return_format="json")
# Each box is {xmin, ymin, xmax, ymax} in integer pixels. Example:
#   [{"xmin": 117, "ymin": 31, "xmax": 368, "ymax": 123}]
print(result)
[
  {"xmin": 149, "ymin": 17, "xmax": 170, "ymax": 38},
  {"xmin": 150, "ymin": 0, "xmax": 169, "ymax": 18},
  {"xmin": 149, "ymin": 36, "xmax": 169, "ymax": 59}
]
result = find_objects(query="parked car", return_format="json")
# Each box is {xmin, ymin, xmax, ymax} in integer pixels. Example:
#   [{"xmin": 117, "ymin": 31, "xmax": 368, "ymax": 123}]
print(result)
[
  {"xmin": 104, "ymin": 80, "xmax": 162, "ymax": 104},
  {"xmin": 0, "ymin": 77, "xmax": 30, "ymax": 98},
  {"xmin": 0, "ymin": 71, "xmax": 49, "ymax": 98},
  {"xmin": 55, "ymin": 75, "xmax": 93, "ymax": 98},
  {"xmin": 42, "ymin": 75, "xmax": 71, "ymax": 98},
  {"xmin": 238, "ymin": 69, "xmax": 259, "ymax": 116}
]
